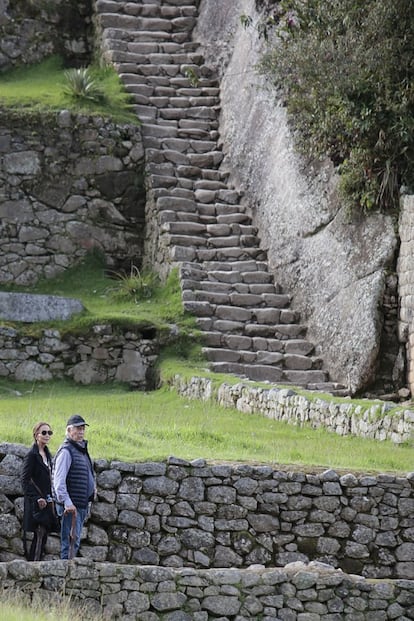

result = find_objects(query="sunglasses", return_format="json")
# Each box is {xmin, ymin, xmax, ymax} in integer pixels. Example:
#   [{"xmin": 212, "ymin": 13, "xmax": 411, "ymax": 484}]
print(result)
[{"xmin": 40, "ymin": 430, "xmax": 53, "ymax": 436}]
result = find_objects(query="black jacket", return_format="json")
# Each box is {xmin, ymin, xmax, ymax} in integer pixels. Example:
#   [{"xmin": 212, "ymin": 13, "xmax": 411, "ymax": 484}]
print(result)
[{"xmin": 21, "ymin": 443, "xmax": 53, "ymax": 532}]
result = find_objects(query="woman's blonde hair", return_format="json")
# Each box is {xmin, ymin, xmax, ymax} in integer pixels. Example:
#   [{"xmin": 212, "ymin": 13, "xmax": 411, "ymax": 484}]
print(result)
[{"xmin": 32, "ymin": 421, "xmax": 51, "ymax": 439}]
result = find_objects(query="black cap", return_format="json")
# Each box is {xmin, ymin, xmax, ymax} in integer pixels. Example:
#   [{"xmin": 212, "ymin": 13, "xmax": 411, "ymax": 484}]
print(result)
[{"xmin": 66, "ymin": 414, "xmax": 89, "ymax": 427}]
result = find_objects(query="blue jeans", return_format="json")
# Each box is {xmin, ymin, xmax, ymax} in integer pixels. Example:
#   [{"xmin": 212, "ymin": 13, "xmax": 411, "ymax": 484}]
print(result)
[{"xmin": 57, "ymin": 504, "xmax": 87, "ymax": 559}]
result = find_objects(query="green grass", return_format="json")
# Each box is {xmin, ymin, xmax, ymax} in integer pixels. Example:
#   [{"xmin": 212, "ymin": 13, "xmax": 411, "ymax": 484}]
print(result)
[
  {"xmin": 0, "ymin": 251, "xmax": 197, "ymax": 338},
  {"xmin": 0, "ymin": 55, "xmax": 137, "ymax": 123},
  {"xmin": 0, "ymin": 589, "xmax": 103, "ymax": 621},
  {"xmin": 1, "ymin": 377, "xmax": 412, "ymax": 474},
  {"xmin": 0, "ymin": 254, "xmax": 412, "ymax": 474}
]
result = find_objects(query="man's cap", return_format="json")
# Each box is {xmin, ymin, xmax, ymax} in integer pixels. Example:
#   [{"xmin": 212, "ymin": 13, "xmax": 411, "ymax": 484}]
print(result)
[{"xmin": 67, "ymin": 414, "xmax": 89, "ymax": 427}]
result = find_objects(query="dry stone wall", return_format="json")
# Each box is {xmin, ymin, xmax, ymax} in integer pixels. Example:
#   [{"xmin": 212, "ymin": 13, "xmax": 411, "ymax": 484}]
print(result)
[
  {"xmin": 398, "ymin": 195, "xmax": 414, "ymax": 397},
  {"xmin": 0, "ymin": 325, "xmax": 159, "ymax": 388},
  {"xmin": 0, "ymin": 109, "xmax": 145, "ymax": 286},
  {"xmin": 2, "ymin": 557, "xmax": 414, "ymax": 620},
  {"xmin": 0, "ymin": 0, "xmax": 92, "ymax": 71},
  {"xmin": 171, "ymin": 375, "xmax": 414, "ymax": 445},
  {"xmin": 1, "ymin": 445, "xmax": 414, "ymax": 580}
]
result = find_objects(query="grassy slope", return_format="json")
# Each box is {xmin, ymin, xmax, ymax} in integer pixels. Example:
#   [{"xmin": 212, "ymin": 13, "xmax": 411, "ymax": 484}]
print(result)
[
  {"xmin": 0, "ymin": 58, "xmax": 413, "ymax": 475},
  {"xmin": 1, "ymin": 378, "xmax": 412, "ymax": 473}
]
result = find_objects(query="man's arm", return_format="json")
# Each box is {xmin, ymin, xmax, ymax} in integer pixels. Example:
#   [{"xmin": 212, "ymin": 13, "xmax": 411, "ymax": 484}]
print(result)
[{"xmin": 53, "ymin": 448, "xmax": 74, "ymax": 508}]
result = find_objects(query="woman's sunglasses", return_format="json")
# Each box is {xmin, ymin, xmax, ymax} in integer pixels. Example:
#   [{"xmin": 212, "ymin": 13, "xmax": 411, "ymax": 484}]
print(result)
[{"xmin": 40, "ymin": 430, "xmax": 53, "ymax": 436}]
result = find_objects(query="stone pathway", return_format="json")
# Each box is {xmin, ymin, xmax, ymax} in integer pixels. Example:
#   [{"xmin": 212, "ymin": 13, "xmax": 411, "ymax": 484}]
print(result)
[{"xmin": 95, "ymin": 0, "xmax": 346, "ymax": 394}]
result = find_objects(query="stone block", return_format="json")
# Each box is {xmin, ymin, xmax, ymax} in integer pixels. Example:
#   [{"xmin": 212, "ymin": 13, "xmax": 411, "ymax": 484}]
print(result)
[{"xmin": 0, "ymin": 292, "xmax": 84, "ymax": 322}]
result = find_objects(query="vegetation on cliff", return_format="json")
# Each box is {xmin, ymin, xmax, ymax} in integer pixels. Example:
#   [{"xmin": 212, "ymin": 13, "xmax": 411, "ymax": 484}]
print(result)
[{"xmin": 253, "ymin": 0, "xmax": 414, "ymax": 213}]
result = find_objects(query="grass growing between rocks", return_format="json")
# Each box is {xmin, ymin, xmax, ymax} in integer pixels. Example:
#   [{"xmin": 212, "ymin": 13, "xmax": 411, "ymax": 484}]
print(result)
[
  {"xmin": 0, "ymin": 589, "xmax": 104, "ymax": 621},
  {"xmin": 0, "ymin": 55, "xmax": 137, "ymax": 124},
  {"xmin": 0, "ymin": 377, "xmax": 412, "ymax": 474}
]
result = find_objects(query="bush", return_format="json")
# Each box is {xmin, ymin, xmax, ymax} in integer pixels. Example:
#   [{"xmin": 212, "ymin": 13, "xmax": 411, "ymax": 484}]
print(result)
[
  {"xmin": 107, "ymin": 265, "xmax": 160, "ymax": 302},
  {"xmin": 63, "ymin": 67, "xmax": 104, "ymax": 102},
  {"xmin": 257, "ymin": 0, "xmax": 414, "ymax": 212}
]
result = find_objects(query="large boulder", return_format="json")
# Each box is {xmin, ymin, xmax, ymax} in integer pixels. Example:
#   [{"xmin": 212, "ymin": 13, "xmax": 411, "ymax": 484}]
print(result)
[{"xmin": 195, "ymin": 0, "xmax": 397, "ymax": 393}]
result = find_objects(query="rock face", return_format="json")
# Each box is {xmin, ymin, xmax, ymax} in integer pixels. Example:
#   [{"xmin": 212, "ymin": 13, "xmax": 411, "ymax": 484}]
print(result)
[
  {"xmin": 0, "ymin": 292, "xmax": 84, "ymax": 322},
  {"xmin": 195, "ymin": 0, "xmax": 398, "ymax": 394}
]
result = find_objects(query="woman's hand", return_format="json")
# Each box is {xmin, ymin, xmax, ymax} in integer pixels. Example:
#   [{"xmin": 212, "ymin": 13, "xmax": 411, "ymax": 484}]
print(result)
[{"xmin": 37, "ymin": 497, "xmax": 47, "ymax": 509}]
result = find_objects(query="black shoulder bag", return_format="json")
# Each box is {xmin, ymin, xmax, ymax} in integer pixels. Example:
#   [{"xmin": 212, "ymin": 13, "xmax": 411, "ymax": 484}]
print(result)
[{"xmin": 30, "ymin": 478, "xmax": 60, "ymax": 532}]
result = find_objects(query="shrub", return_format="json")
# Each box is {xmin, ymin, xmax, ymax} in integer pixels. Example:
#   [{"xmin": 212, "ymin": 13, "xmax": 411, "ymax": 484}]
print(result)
[
  {"xmin": 257, "ymin": 0, "xmax": 414, "ymax": 213},
  {"xmin": 63, "ymin": 67, "xmax": 104, "ymax": 102},
  {"xmin": 107, "ymin": 265, "xmax": 160, "ymax": 302}
]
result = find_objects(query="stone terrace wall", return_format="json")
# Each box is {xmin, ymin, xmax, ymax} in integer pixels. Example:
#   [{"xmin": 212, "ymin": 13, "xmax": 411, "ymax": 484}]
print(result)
[
  {"xmin": 0, "ymin": 325, "xmax": 159, "ymax": 388},
  {"xmin": 0, "ymin": 0, "xmax": 92, "ymax": 71},
  {"xmin": 398, "ymin": 195, "xmax": 414, "ymax": 397},
  {"xmin": 1, "ymin": 445, "xmax": 414, "ymax": 580},
  {"xmin": 0, "ymin": 109, "xmax": 145, "ymax": 286},
  {"xmin": 170, "ymin": 375, "xmax": 414, "ymax": 445},
  {"xmin": 2, "ymin": 557, "xmax": 414, "ymax": 620}
]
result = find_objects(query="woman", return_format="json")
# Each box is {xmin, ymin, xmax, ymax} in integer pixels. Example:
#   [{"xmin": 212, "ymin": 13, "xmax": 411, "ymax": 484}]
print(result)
[{"xmin": 21, "ymin": 421, "xmax": 57, "ymax": 560}]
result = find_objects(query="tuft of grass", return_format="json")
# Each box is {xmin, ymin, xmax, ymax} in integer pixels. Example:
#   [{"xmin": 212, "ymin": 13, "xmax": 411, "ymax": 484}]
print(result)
[
  {"xmin": 107, "ymin": 264, "xmax": 160, "ymax": 302},
  {"xmin": 0, "ymin": 55, "xmax": 137, "ymax": 124},
  {"xmin": 0, "ymin": 588, "xmax": 104, "ymax": 621},
  {"xmin": 0, "ymin": 377, "xmax": 412, "ymax": 473}
]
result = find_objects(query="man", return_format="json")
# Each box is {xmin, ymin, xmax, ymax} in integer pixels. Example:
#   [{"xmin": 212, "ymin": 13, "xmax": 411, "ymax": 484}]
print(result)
[{"xmin": 53, "ymin": 414, "xmax": 95, "ymax": 559}]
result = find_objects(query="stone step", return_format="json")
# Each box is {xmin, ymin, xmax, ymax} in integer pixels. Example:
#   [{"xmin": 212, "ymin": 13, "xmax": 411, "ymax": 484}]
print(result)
[
  {"xmin": 202, "ymin": 347, "xmax": 322, "ymax": 370},
  {"xmin": 166, "ymin": 234, "xmax": 208, "ymax": 247},
  {"xmin": 215, "ymin": 203, "xmax": 248, "ymax": 216},
  {"xmin": 141, "ymin": 122, "xmax": 179, "ymax": 139},
  {"xmin": 197, "ymin": 260, "xmax": 270, "ymax": 273},
  {"xmin": 175, "ymin": 89, "xmax": 220, "ymax": 101},
  {"xmin": 162, "ymin": 221, "xmax": 206, "ymax": 234},
  {"xmin": 182, "ymin": 287, "xmax": 290, "ymax": 308},
  {"xmin": 108, "ymin": 50, "xmax": 205, "ymax": 65},
  {"xmin": 306, "ymin": 383, "xmax": 350, "ymax": 396},
  {"xmin": 157, "ymin": 196, "xmax": 196, "ymax": 213},
  {"xmin": 185, "ymin": 300, "xmax": 300, "ymax": 326},
  {"xmin": 102, "ymin": 27, "xmax": 200, "ymax": 44},
  {"xmin": 180, "ymin": 264, "xmax": 275, "ymax": 285},
  {"xmin": 177, "ymin": 127, "xmax": 213, "ymax": 140},
  {"xmin": 171, "ymin": 76, "xmax": 220, "ymax": 89},
  {"xmin": 103, "ymin": 28, "xmax": 173, "ymax": 42},
  {"xmin": 215, "ymin": 212, "xmax": 251, "ymax": 224},
  {"xmin": 96, "ymin": 2, "xmax": 199, "ymax": 19},
  {"xmin": 98, "ymin": 14, "xmax": 197, "ymax": 35},
  {"xmin": 209, "ymin": 362, "xmax": 328, "ymax": 386},
  {"xmin": 201, "ymin": 170, "xmax": 230, "ymax": 183},
  {"xmin": 197, "ymin": 320, "xmax": 307, "ymax": 339},
  {"xmin": 181, "ymin": 279, "xmax": 281, "ymax": 298},
  {"xmin": 208, "ymin": 270, "xmax": 273, "ymax": 285},
  {"xmin": 160, "ymin": 210, "xmax": 216, "ymax": 226},
  {"xmin": 194, "ymin": 315, "xmax": 307, "ymax": 339},
  {"xmin": 201, "ymin": 332, "xmax": 315, "ymax": 355},
  {"xmin": 173, "ymin": 246, "xmax": 265, "ymax": 263},
  {"xmin": 195, "ymin": 247, "xmax": 267, "ymax": 262}
]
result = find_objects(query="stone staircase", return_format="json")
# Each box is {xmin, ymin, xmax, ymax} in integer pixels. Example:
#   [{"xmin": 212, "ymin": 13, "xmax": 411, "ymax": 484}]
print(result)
[{"xmin": 94, "ymin": 0, "xmax": 346, "ymax": 394}]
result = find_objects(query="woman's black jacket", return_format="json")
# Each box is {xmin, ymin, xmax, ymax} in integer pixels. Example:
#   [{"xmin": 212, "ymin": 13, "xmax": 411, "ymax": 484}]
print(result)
[{"xmin": 21, "ymin": 443, "xmax": 53, "ymax": 533}]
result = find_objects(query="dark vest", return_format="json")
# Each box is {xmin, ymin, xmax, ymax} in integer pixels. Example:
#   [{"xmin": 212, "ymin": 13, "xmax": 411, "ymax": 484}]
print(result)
[{"xmin": 61, "ymin": 439, "xmax": 93, "ymax": 509}]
